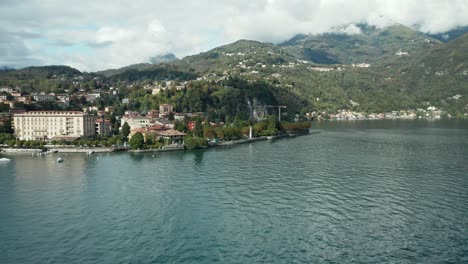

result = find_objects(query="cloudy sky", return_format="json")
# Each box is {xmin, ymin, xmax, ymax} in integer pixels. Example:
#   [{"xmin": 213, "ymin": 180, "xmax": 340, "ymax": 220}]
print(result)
[{"xmin": 1, "ymin": 0, "xmax": 467, "ymax": 71}]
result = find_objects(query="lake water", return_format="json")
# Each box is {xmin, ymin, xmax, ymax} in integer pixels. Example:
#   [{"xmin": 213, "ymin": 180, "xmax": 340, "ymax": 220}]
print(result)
[{"xmin": 1, "ymin": 120, "xmax": 467, "ymax": 263}]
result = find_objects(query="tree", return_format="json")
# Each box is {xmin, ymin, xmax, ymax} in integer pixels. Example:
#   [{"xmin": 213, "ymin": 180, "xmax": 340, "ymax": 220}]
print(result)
[
  {"xmin": 233, "ymin": 115, "xmax": 243, "ymax": 129},
  {"xmin": 145, "ymin": 131, "xmax": 159, "ymax": 146},
  {"xmin": 0, "ymin": 103, "xmax": 9, "ymax": 112},
  {"xmin": 265, "ymin": 115, "xmax": 279, "ymax": 136},
  {"xmin": 223, "ymin": 127, "xmax": 242, "ymax": 140},
  {"xmin": 194, "ymin": 119, "xmax": 203, "ymax": 137},
  {"xmin": 203, "ymin": 122, "xmax": 216, "ymax": 139},
  {"xmin": 253, "ymin": 121, "xmax": 268, "ymax": 136},
  {"xmin": 184, "ymin": 136, "xmax": 207, "ymax": 150},
  {"xmin": 168, "ymin": 111, "xmax": 175, "ymax": 121},
  {"xmin": 121, "ymin": 122, "xmax": 130, "ymax": 141},
  {"xmin": 225, "ymin": 115, "xmax": 231, "ymax": 127},
  {"xmin": 174, "ymin": 120, "xmax": 188, "ymax": 132},
  {"xmin": 0, "ymin": 133, "xmax": 15, "ymax": 144},
  {"xmin": 0, "ymin": 118, "xmax": 14, "ymax": 134},
  {"xmin": 129, "ymin": 132, "xmax": 145, "ymax": 150}
]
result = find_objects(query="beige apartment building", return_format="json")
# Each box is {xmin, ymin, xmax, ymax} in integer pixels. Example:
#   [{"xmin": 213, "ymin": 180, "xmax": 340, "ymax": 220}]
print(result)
[{"xmin": 13, "ymin": 111, "xmax": 95, "ymax": 140}]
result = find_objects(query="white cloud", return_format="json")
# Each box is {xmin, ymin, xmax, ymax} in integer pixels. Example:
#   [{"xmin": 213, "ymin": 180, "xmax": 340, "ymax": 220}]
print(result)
[
  {"xmin": 0, "ymin": 0, "xmax": 467, "ymax": 71},
  {"xmin": 338, "ymin": 24, "xmax": 363, "ymax": 35}
]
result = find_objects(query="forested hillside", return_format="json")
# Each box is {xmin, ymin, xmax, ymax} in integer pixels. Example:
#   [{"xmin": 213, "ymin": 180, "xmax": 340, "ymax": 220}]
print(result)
[{"xmin": 1, "ymin": 25, "xmax": 467, "ymax": 117}]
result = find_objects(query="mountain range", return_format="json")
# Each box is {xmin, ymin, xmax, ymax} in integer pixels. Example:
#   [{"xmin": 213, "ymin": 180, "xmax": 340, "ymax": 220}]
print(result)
[{"xmin": 1, "ymin": 24, "xmax": 467, "ymax": 116}]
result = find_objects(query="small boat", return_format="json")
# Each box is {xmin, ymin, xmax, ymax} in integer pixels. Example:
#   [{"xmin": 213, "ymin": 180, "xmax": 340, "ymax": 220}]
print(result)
[
  {"xmin": 0, "ymin": 157, "xmax": 11, "ymax": 162},
  {"xmin": 87, "ymin": 151, "xmax": 94, "ymax": 155},
  {"xmin": 57, "ymin": 157, "xmax": 64, "ymax": 163}
]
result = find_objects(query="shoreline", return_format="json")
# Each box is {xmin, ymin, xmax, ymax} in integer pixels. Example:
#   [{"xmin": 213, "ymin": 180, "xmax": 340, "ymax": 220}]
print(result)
[{"xmin": 0, "ymin": 130, "xmax": 311, "ymax": 155}]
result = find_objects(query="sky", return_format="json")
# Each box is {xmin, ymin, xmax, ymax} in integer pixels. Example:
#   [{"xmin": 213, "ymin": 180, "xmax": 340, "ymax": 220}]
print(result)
[{"xmin": 1, "ymin": 0, "xmax": 467, "ymax": 72}]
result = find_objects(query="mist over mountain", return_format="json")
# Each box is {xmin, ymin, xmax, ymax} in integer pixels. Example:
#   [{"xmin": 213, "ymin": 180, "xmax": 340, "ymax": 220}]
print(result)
[
  {"xmin": 427, "ymin": 25, "xmax": 468, "ymax": 42},
  {"xmin": 149, "ymin": 53, "xmax": 179, "ymax": 64}
]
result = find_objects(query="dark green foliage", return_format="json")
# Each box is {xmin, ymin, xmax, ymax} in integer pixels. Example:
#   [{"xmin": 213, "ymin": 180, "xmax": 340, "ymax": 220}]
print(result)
[
  {"xmin": 184, "ymin": 136, "xmax": 207, "ymax": 149},
  {"xmin": 97, "ymin": 63, "xmax": 198, "ymax": 82},
  {"xmin": 222, "ymin": 127, "xmax": 242, "ymax": 140},
  {"xmin": 0, "ymin": 133, "xmax": 15, "ymax": 144},
  {"xmin": 174, "ymin": 120, "xmax": 188, "ymax": 132},
  {"xmin": 253, "ymin": 121, "xmax": 268, "ymax": 136},
  {"xmin": 129, "ymin": 132, "xmax": 145, "ymax": 150},
  {"xmin": 0, "ymin": 118, "xmax": 13, "ymax": 134},
  {"xmin": 0, "ymin": 104, "xmax": 9, "ymax": 112},
  {"xmin": 58, "ymin": 135, "xmax": 125, "ymax": 147},
  {"xmin": 0, "ymin": 65, "xmax": 101, "ymax": 95},
  {"xmin": 121, "ymin": 122, "xmax": 130, "ymax": 141},
  {"xmin": 0, "ymin": 65, "xmax": 81, "ymax": 80},
  {"xmin": 264, "ymin": 115, "xmax": 280, "ymax": 136},
  {"xmin": 202, "ymin": 123, "xmax": 216, "ymax": 139},
  {"xmin": 194, "ymin": 119, "xmax": 203, "ymax": 137},
  {"xmin": 144, "ymin": 131, "xmax": 161, "ymax": 147},
  {"xmin": 282, "ymin": 121, "xmax": 312, "ymax": 132},
  {"xmin": 168, "ymin": 111, "xmax": 175, "ymax": 121}
]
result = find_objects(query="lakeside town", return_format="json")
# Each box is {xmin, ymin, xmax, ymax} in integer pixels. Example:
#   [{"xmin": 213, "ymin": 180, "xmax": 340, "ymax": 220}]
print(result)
[
  {"xmin": 0, "ymin": 77, "xmax": 313, "ymax": 153},
  {"xmin": 0, "ymin": 70, "xmax": 466, "ymax": 155},
  {"xmin": 0, "ymin": 66, "xmax": 465, "ymax": 154}
]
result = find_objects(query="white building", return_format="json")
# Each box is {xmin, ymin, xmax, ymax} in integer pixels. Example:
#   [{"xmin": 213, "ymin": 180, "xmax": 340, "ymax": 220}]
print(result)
[
  {"xmin": 159, "ymin": 104, "xmax": 174, "ymax": 114},
  {"xmin": 13, "ymin": 111, "xmax": 95, "ymax": 140},
  {"xmin": 33, "ymin": 94, "xmax": 55, "ymax": 102},
  {"xmin": 0, "ymin": 86, "xmax": 14, "ymax": 94},
  {"xmin": 120, "ymin": 115, "xmax": 153, "ymax": 130},
  {"xmin": 152, "ymin": 87, "xmax": 163, "ymax": 95}
]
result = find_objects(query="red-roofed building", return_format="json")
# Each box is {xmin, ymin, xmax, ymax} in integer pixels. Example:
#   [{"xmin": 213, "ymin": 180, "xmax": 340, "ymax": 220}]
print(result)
[
  {"xmin": 128, "ymin": 124, "xmax": 170, "ymax": 140},
  {"xmin": 188, "ymin": 121, "xmax": 196, "ymax": 131}
]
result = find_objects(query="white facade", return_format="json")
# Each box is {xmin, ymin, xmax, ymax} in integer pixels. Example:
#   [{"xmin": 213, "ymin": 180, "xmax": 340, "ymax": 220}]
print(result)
[
  {"xmin": 13, "ymin": 111, "xmax": 95, "ymax": 140},
  {"xmin": 159, "ymin": 104, "xmax": 174, "ymax": 113},
  {"xmin": 33, "ymin": 94, "xmax": 55, "ymax": 102},
  {"xmin": 0, "ymin": 87, "xmax": 14, "ymax": 93},
  {"xmin": 120, "ymin": 115, "xmax": 152, "ymax": 130}
]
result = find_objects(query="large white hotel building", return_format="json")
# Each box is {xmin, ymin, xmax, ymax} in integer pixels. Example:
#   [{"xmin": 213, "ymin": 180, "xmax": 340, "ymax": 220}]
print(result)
[{"xmin": 13, "ymin": 111, "xmax": 95, "ymax": 140}]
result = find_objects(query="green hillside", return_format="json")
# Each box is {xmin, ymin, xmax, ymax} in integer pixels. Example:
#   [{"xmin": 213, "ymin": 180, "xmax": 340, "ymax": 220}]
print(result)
[
  {"xmin": 0, "ymin": 25, "xmax": 466, "ymax": 117},
  {"xmin": 0, "ymin": 65, "xmax": 85, "ymax": 94},
  {"xmin": 0, "ymin": 65, "xmax": 81, "ymax": 80},
  {"xmin": 178, "ymin": 40, "xmax": 297, "ymax": 73},
  {"xmin": 399, "ymin": 33, "xmax": 468, "ymax": 115},
  {"xmin": 281, "ymin": 24, "xmax": 442, "ymax": 64},
  {"xmin": 169, "ymin": 28, "xmax": 466, "ymax": 114}
]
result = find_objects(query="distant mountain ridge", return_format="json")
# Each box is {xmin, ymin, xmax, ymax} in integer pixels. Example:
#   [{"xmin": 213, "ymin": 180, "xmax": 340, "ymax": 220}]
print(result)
[
  {"xmin": 427, "ymin": 25, "xmax": 468, "ymax": 42},
  {"xmin": 1, "ymin": 24, "xmax": 467, "ymax": 115},
  {"xmin": 0, "ymin": 65, "xmax": 82, "ymax": 80},
  {"xmin": 280, "ymin": 24, "xmax": 443, "ymax": 64},
  {"xmin": 149, "ymin": 53, "xmax": 179, "ymax": 64}
]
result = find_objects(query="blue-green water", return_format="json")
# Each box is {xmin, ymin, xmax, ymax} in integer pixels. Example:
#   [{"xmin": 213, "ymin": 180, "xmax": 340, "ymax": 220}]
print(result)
[{"xmin": 1, "ymin": 120, "xmax": 468, "ymax": 263}]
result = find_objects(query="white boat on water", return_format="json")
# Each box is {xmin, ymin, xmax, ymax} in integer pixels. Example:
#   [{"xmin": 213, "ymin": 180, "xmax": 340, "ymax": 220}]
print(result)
[
  {"xmin": 0, "ymin": 157, "xmax": 11, "ymax": 162},
  {"xmin": 57, "ymin": 157, "xmax": 64, "ymax": 163}
]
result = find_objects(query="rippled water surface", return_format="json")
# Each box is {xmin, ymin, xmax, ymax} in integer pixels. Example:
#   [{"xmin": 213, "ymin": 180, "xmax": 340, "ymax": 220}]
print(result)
[{"xmin": 1, "ymin": 120, "xmax": 468, "ymax": 263}]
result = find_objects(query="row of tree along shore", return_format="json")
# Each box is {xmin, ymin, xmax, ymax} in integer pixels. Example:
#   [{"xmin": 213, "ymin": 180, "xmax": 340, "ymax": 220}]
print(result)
[{"xmin": 0, "ymin": 118, "xmax": 312, "ymax": 153}]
